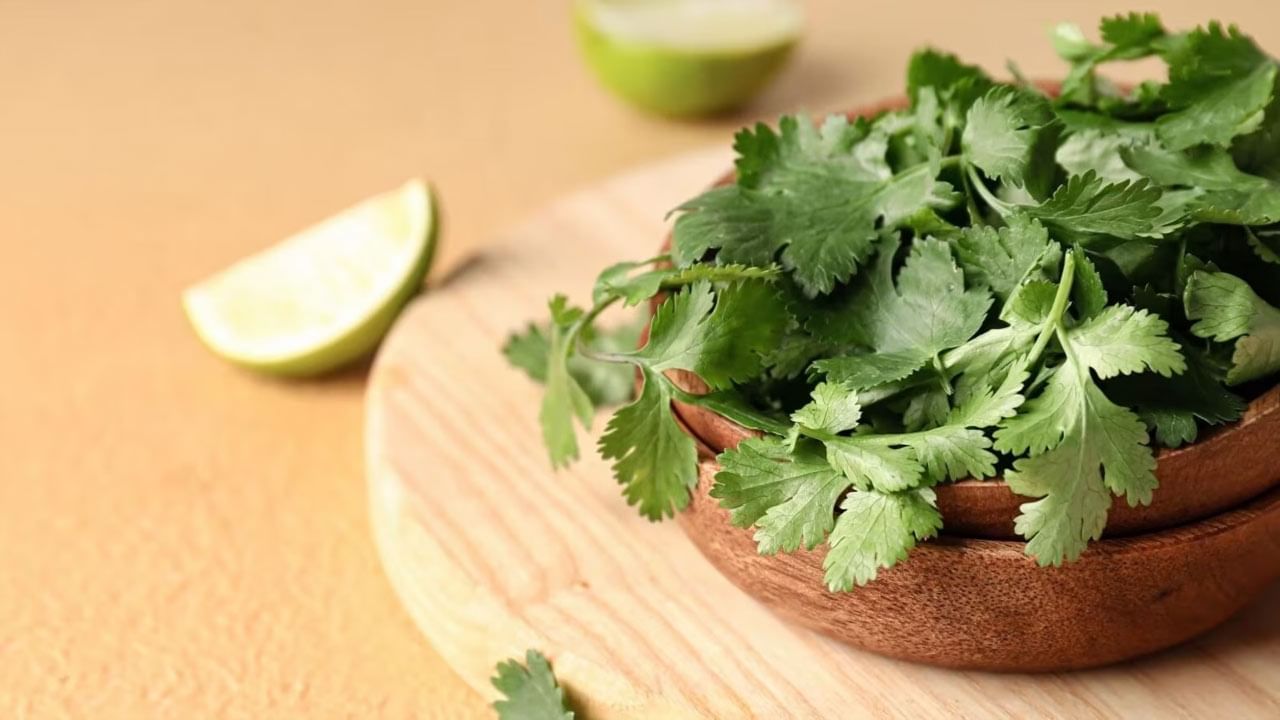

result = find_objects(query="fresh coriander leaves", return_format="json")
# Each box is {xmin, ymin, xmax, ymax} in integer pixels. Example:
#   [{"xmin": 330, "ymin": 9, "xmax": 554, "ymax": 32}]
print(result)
[
  {"xmin": 509, "ymin": 14, "xmax": 1280, "ymax": 590},
  {"xmin": 996, "ymin": 304, "xmax": 1184, "ymax": 565},
  {"xmin": 672, "ymin": 115, "xmax": 959, "ymax": 296},
  {"xmin": 1185, "ymin": 270, "xmax": 1280, "ymax": 384},
  {"xmin": 492, "ymin": 650, "xmax": 575, "ymax": 720}
]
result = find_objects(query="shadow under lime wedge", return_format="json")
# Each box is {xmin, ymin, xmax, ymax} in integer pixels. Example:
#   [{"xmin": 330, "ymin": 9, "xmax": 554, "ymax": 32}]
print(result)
[
  {"xmin": 182, "ymin": 180, "xmax": 438, "ymax": 377},
  {"xmin": 575, "ymin": 0, "xmax": 802, "ymax": 117}
]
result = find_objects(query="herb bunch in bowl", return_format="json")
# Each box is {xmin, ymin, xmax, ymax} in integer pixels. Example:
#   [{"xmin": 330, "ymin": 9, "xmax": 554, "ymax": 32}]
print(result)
[{"xmin": 506, "ymin": 14, "xmax": 1280, "ymax": 591}]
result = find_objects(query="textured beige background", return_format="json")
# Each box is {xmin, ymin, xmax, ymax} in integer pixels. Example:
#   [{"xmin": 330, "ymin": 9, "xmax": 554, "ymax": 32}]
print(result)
[{"xmin": 3, "ymin": 1, "xmax": 1279, "ymax": 718}]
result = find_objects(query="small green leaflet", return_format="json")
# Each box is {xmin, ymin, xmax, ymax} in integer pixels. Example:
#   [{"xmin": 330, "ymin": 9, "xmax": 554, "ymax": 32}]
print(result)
[
  {"xmin": 1123, "ymin": 143, "xmax": 1280, "ymax": 225},
  {"xmin": 492, "ymin": 650, "xmax": 575, "ymax": 720},
  {"xmin": 1185, "ymin": 270, "xmax": 1280, "ymax": 384},
  {"xmin": 1106, "ymin": 335, "xmax": 1245, "ymax": 447},
  {"xmin": 672, "ymin": 115, "xmax": 959, "ymax": 296},
  {"xmin": 632, "ymin": 280, "xmax": 788, "ymax": 390},
  {"xmin": 811, "ymin": 237, "xmax": 991, "ymax": 387},
  {"xmin": 996, "ymin": 305, "xmax": 1185, "ymax": 565},
  {"xmin": 962, "ymin": 86, "xmax": 1057, "ymax": 187},
  {"xmin": 824, "ymin": 488, "xmax": 942, "ymax": 591},
  {"xmin": 592, "ymin": 259, "xmax": 780, "ymax": 307},
  {"xmin": 1157, "ymin": 22, "xmax": 1277, "ymax": 150},
  {"xmin": 538, "ymin": 297, "xmax": 596, "ymax": 468},
  {"xmin": 1022, "ymin": 171, "xmax": 1171, "ymax": 242},
  {"xmin": 505, "ymin": 318, "xmax": 640, "ymax": 408},
  {"xmin": 599, "ymin": 280, "xmax": 788, "ymax": 519},
  {"xmin": 791, "ymin": 381, "xmax": 862, "ymax": 434},
  {"xmin": 599, "ymin": 367, "xmax": 697, "ymax": 520},
  {"xmin": 952, "ymin": 213, "xmax": 1061, "ymax": 301}
]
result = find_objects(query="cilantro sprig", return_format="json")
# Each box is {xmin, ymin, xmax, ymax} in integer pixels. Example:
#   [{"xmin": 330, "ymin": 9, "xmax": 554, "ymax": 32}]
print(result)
[{"xmin": 507, "ymin": 15, "xmax": 1280, "ymax": 586}]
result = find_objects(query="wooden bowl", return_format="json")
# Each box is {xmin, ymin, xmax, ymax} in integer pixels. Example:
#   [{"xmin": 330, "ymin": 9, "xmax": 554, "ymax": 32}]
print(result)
[
  {"xmin": 658, "ymin": 88, "xmax": 1280, "ymax": 670},
  {"xmin": 679, "ymin": 454, "xmax": 1280, "ymax": 671}
]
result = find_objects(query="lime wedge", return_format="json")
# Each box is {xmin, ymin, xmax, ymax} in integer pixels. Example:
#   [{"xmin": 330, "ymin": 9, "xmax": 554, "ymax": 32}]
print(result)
[
  {"xmin": 183, "ymin": 180, "xmax": 437, "ymax": 377},
  {"xmin": 575, "ymin": 0, "xmax": 802, "ymax": 117}
]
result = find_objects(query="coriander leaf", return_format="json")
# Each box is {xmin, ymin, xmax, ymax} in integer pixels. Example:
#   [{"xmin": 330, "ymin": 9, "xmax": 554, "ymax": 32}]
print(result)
[
  {"xmin": 1157, "ymin": 22, "xmax": 1277, "ymax": 150},
  {"xmin": 673, "ymin": 115, "xmax": 959, "ymax": 296},
  {"xmin": 810, "ymin": 237, "xmax": 992, "ymax": 381},
  {"xmin": 824, "ymin": 437, "xmax": 924, "ymax": 493},
  {"xmin": 907, "ymin": 49, "xmax": 993, "ymax": 110},
  {"xmin": 1248, "ymin": 227, "xmax": 1280, "ymax": 265},
  {"xmin": 1056, "ymin": 127, "xmax": 1151, "ymax": 183},
  {"xmin": 855, "ymin": 363, "xmax": 1029, "ymax": 484},
  {"xmin": 962, "ymin": 86, "xmax": 1056, "ymax": 185},
  {"xmin": 592, "ymin": 260, "xmax": 780, "ymax": 307},
  {"xmin": 539, "ymin": 297, "xmax": 595, "ymax": 468},
  {"xmin": 823, "ymin": 488, "xmax": 942, "ymax": 591},
  {"xmin": 995, "ymin": 306, "xmax": 1181, "ymax": 565},
  {"xmin": 504, "ymin": 323, "xmax": 554, "ymax": 383},
  {"xmin": 1100, "ymin": 12, "xmax": 1166, "ymax": 49},
  {"xmin": 713, "ymin": 437, "xmax": 845, "ymax": 535},
  {"xmin": 1106, "ymin": 337, "xmax": 1245, "ymax": 448},
  {"xmin": 1022, "ymin": 171, "xmax": 1171, "ymax": 241},
  {"xmin": 1185, "ymin": 270, "xmax": 1280, "ymax": 384},
  {"xmin": 1065, "ymin": 305, "xmax": 1186, "ymax": 378},
  {"xmin": 505, "ymin": 320, "xmax": 639, "ymax": 407},
  {"xmin": 1070, "ymin": 252, "xmax": 1108, "ymax": 321},
  {"xmin": 953, "ymin": 213, "xmax": 1061, "ymax": 301},
  {"xmin": 492, "ymin": 650, "xmax": 575, "ymax": 720},
  {"xmin": 810, "ymin": 351, "xmax": 928, "ymax": 391},
  {"xmin": 714, "ymin": 436, "xmax": 852, "ymax": 555},
  {"xmin": 1123, "ymin": 143, "xmax": 1280, "ymax": 225},
  {"xmin": 791, "ymin": 381, "xmax": 862, "ymax": 434},
  {"xmin": 1233, "ymin": 90, "xmax": 1280, "ymax": 181},
  {"xmin": 633, "ymin": 280, "xmax": 786, "ymax": 390},
  {"xmin": 1053, "ymin": 14, "xmax": 1166, "ymax": 107},
  {"xmin": 599, "ymin": 367, "xmax": 696, "ymax": 520}
]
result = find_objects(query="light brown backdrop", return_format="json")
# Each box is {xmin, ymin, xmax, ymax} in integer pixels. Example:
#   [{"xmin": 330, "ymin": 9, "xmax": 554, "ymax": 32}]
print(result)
[{"xmin": 3, "ymin": 1, "xmax": 1278, "ymax": 717}]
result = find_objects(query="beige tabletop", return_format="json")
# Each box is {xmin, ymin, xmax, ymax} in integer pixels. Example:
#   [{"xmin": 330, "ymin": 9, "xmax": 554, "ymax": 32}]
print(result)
[{"xmin": 4, "ymin": 1, "xmax": 1279, "ymax": 717}]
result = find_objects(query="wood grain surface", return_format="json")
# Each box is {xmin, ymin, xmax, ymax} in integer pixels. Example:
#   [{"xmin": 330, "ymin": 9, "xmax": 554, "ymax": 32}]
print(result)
[{"xmin": 366, "ymin": 149, "xmax": 1280, "ymax": 718}]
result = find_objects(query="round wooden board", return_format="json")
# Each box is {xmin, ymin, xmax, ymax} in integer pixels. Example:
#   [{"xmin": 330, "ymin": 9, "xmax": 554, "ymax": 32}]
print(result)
[{"xmin": 365, "ymin": 148, "xmax": 1280, "ymax": 719}]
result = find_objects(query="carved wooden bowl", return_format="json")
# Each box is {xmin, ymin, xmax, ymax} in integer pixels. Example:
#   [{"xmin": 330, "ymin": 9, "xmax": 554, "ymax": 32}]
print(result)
[{"xmin": 663, "ymin": 92, "xmax": 1280, "ymax": 671}]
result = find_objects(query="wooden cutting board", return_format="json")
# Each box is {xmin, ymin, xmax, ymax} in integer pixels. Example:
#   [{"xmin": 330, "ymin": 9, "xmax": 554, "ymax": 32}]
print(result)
[{"xmin": 364, "ymin": 148, "xmax": 1280, "ymax": 719}]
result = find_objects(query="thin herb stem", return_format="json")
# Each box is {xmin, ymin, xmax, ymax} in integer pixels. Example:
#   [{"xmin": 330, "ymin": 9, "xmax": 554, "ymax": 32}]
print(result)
[
  {"xmin": 966, "ymin": 165, "xmax": 1014, "ymax": 217},
  {"xmin": 1027, "ymin": 250, "xmax": 1076, "ymax": 366}
]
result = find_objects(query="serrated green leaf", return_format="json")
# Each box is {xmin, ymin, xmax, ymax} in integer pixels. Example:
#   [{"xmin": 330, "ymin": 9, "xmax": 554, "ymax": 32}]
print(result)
[
  {"xmin": 1157, "ymin": 22, "xmax": 1276, "ymax": 150},
  {"xmin": 492, "ymin": 650, "xmax": 575, "ymax": 720},
  {"xmin": 953, "ymin": 213, "xmax": 1060, "ymax": 301},
  {"xmin": 791, "ymin": 382, "xmax": 862, "ymax": 434},
  {"xmin": 673, "ymin": 116, "xmax": 960, "ymax": 296},
  {"xmin": 823, "ymin": 488, "xmax": 942, "ymax": 590},
  {"xmin": 1185, "ymin": 270, "xmax": 1280, "ymax": 384},
  {"xmin": 598, "ymin": 367, "xmax": 697, "ymax": 521},
  {"xmin": 963, "ymin": 86, "xmax": 1057, "ymax": 185}
]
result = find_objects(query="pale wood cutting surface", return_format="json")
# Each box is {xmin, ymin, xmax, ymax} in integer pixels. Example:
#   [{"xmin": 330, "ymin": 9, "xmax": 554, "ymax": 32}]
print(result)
[
  {"xmin": 366, "ymin": 148, "xmax": 1280, "ymax": 719},
  {"xmin": 7, "ymin": 1, "xmax": 1280, "ymax": 717}
]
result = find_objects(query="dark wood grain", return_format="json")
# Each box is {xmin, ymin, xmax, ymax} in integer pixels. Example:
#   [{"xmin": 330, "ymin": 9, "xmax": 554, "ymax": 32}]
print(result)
[{"xmin": 679, "ymin": 457, "xmax": 1280, "ymax": 671}]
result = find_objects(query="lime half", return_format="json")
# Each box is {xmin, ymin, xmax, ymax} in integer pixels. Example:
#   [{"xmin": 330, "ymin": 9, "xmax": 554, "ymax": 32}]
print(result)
[
  {"xmin": 575, "ymin": 0, "xmax": 802, "ymax": 117},
  {"xmin": 183, "ymin": 180, "xmax": 437, "ymax": 377}
]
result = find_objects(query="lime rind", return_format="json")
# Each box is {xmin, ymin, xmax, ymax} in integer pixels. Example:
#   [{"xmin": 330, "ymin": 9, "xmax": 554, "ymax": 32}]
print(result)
[
  {"xmin": 575, "ymin": 0, "xmax": 801, "ymax": 117},
  {"xmin": 182, "ymin": 180, "xmax": 438, "ymax": 377}
]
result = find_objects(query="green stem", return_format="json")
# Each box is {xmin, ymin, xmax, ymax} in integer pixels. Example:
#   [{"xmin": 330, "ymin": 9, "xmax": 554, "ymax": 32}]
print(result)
[
  {"xmin": 1027, "ymin": 250, "xmax": 1077, "ymax": 366},
  {"xmin": 931, "ymin": 354, "xmax": 954, "ymax": 395},
  {"xmin": 959, "ymin": 164, "xmax": 986, "ymax": 226},
  {"xmin": 966, "ymin": 165, "xmax": 1014, "ymax": 217}
]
